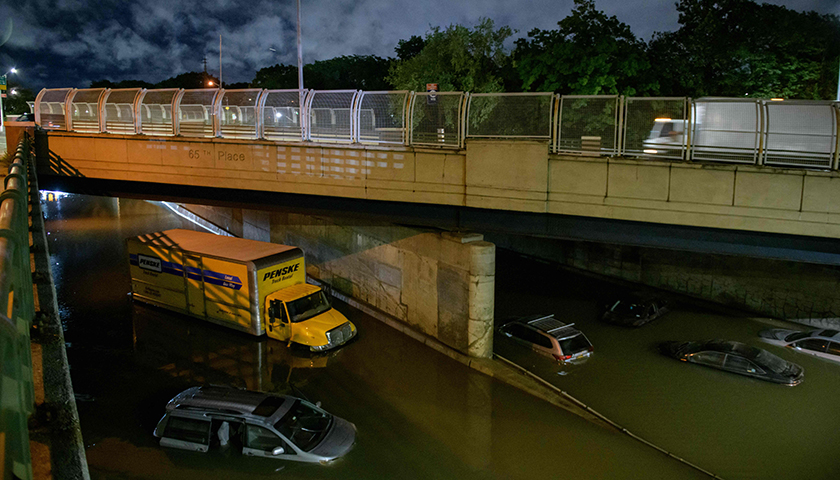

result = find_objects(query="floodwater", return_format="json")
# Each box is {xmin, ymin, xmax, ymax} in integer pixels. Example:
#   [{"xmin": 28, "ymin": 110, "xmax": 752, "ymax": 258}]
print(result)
[{"xmin": 42, "ymin": 192, "xmax": 834, "ymax": 479}]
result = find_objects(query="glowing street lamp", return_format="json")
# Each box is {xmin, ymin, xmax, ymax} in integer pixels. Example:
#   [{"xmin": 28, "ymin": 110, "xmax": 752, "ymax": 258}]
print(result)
[{"xmin": 0, "ymin": 67, "xmax": 18, "ymax": 126}]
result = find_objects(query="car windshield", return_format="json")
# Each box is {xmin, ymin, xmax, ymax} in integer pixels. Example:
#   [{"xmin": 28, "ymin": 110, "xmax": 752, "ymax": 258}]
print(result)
[
  {"xmin": 286, "ymin": 291, "xmax": 331, "ymax": 323},
  {"xmin": 609, "ymin": 300, "xmax": 646, "ymax": 317},
  {"xmin": 559, "ymin": 334, "xmax": 592, "ymax": 356},
  {"xmin": 754, "ymin": 349, "xmax": 791, "ymax": 374},
  {"xmin": 274, "ymin": 399, "xmax": 332, "ymax": 452},
  {"xmin": 784, "ymin": 331, "xmax": 809, "ymax": 343}
]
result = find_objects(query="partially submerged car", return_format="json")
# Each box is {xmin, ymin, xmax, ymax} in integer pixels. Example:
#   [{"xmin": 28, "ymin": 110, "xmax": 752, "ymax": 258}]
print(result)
[
  {"xmin": 498, "ymin": 314, "xmax": 593, "ymax": 363},
  {"xmin": 602, "ymin": 293, "xmax": 670, "ymax": 327},
  {"xmin": 154, "ymin": 386, "xmax": 356, "ymax": 464},
  {"xmin": 759, "ymin": 328, "xmax": 840, "ymax": 364},
  {"xmin": 659, "ymin": 340, "xmax": 804, "ymax": 386}
]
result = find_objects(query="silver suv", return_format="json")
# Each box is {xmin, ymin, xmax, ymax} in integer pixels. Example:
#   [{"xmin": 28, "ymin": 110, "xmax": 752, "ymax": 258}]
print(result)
[
  {"xmin": 153, "ymin": 386, "xmax": 356, "ymax": 464},
  {"xmin": 499, "ymin": 314, "xmax": 594, "ymax": 363}
]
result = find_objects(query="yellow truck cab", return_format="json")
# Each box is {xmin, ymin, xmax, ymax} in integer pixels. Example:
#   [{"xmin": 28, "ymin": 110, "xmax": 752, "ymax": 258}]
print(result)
[{"xmin": 127, "ymin": 229, "xmax": 356, "ymax": 352}]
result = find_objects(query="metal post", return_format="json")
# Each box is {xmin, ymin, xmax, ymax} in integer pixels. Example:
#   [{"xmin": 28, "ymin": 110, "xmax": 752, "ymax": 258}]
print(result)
[
  {"xmin": 219, "ymin": 35, "xmax": 223, "ymax": 88},
  {"xmin": 297, "ymin": 0, "xmax": 303, "ymax": 92}
]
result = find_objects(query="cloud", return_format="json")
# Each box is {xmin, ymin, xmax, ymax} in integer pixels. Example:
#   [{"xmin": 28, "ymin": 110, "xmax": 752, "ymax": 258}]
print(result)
[{"xmin": 1, "ymin": 0, "xmax": 835, "ymax": 90}]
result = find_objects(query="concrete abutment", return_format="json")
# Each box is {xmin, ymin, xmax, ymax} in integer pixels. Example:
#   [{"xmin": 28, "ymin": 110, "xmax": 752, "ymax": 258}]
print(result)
[{"xmin": 180, "ymin": 203, "xmax": 496, "ymax": 358}]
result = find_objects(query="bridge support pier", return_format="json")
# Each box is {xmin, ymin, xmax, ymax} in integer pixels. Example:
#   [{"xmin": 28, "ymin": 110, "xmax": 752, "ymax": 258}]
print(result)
[{"xmin": 180, "ymin": 203, "xmax": 496, "ymax": 358}]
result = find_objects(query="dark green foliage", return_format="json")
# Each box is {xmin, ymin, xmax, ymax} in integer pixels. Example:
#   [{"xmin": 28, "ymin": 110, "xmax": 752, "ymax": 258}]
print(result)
[
  {"xmin": 650, "ymin": 0, "xmax": 840, "ymax": 99},
  {"xmin": 155, "ymin": 71, "xmax": 218, "ymax": 89},
  {"xmin": 395, "ymin": 35, "xmax": 425, "ymax": 61},
  {"xmin": 513, "ymin": 0, "xmax": 655, "ymax": 96},
  {"xmin": 253, "ymin": 55, "xmax": 392, "ymax": 91},
  {"xmin": 388, "ymin": 18, "xmax": 515, "ymax": 93},
  {"xmin": 90, "ymin": 79, "xmax": 155, "ymax": 89}
]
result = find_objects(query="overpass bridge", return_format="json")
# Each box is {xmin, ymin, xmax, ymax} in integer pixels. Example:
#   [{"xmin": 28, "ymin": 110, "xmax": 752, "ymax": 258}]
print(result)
[{"xmin": 21, "ymin": 86, "xmax": 840, "ymax": 264}]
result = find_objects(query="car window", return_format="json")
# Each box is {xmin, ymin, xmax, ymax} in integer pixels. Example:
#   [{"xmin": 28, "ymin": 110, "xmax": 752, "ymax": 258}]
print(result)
[
  {"xmin": 164, "ymin": 416, "xmax": 211, "ymax": 445},
  {"xmin": 506, "ymin": 324, "xmax": 552, "ymax": 348},
  {"xmin": 794, "ymin": 339, "xmax": 828, "ymax": 352},
  {"xmin": 689, "ymin": 351, "xmax": 725, "ymax": 367},
  {"xmin": 274, "ymin": 399, "xmax": 331, "ymax": 452},
  {"xmin": 724, "ymin": 355, "xmax": 763, "ymax": 374},
  {"xmin": 558, "ymin": 334, "xmax": 592, "ymax": 356},
  {"xmin": 245, "ymin": 424, "xmax": 290, "ymax": 453},
  {"xmin": 827, "ymin": 342, "xmax": 840, "ymax": 356}
]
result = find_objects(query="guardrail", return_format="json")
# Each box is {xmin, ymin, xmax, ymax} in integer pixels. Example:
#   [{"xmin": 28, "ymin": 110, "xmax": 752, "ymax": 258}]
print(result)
[
  {"xmin": 32, "ymin": 87, "xmax": 840, "ymax": 170},
  {"xmin": 0, "ymin": 133, "xmax": 36, "ymax": 480}
]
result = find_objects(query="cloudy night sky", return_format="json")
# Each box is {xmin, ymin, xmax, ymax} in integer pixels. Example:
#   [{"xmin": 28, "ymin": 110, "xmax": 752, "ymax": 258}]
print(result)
[{"xmin": 0, "ymin": 0, "xmax": 837, "ymax": 91}]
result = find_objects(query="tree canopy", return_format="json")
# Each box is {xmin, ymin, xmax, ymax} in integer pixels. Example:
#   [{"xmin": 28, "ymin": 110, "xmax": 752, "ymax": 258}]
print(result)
[
  {"xmin": 513, "ymin": 0, "xmax": 654, "ymax": 96},
  {"xmin": 252, "ymin": 55, "xmax": 392, "ymax": 91},
  {"xmin": 650, "ymin": 0, "xmax": 840, "ymax": 99},
  {"xmin": 387, "ymin": 18, "xmax": 515, "ymax": 92}
]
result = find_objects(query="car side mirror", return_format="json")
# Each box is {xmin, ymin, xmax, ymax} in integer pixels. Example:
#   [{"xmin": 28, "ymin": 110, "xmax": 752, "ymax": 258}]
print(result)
[
  {"xmin": 272, "ymin": 446, "xmax": 285, "ymax": 455},
  {"xmin": 315, "ymin": 401, "xmax": 322, "ymax": 408}
]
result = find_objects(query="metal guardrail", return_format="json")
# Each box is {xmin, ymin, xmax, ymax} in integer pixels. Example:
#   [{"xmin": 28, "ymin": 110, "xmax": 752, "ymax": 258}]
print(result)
[
  {"xmin": 33, "ymin": 87, "xmax": 840, "ymax": 169},
  {"xmin": 0, "ymin": 133, "xmax": 36, "ymax": 480}
]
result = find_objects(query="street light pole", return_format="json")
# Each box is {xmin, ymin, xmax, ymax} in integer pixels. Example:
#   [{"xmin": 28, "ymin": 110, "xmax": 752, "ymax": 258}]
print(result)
[
  {"xmin": 296, "ymin": 0, "xmax": 303, "ymax": 91},
  {"xmin": 0, "ymin": 68, "xmax": 17, "ymax": 130}
]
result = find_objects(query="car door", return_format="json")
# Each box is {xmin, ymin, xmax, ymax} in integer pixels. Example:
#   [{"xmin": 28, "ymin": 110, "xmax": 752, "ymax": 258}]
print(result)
[
  {"xmin": 242, "ymin": 423, "xmax": 297, "ymax": 459},
  {"xmin": 266, "ymin": 299, "xmax": 292, "ymax": 342},
  {"xmin": 792, "ymin": 338, "xmax": 828, "ymax": 359},
  {"xmin": 159, "ymin": 415, "xmax": 212, "ymax": 452},
  {"xmin": 723, "ymin": 354, "xmax": 765, "ymax": 379}
]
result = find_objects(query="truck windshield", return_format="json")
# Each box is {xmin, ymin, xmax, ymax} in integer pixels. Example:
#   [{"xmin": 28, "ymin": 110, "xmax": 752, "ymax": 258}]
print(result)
[{"xmin": 286, "ymin": 291, "xmax": 332, "ymax": 323}]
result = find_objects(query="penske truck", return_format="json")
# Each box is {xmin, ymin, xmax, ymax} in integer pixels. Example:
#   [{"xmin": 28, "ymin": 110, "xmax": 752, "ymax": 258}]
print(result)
[{"xmin": 127, "ymin": 229, "xmax": 356, "ymax": 352}]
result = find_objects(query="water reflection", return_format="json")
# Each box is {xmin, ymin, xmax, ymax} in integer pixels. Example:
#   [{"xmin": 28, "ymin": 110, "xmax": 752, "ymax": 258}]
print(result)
[{"xmin": 48, "ymin": 194, "xmax": 708, "ymax": 479}]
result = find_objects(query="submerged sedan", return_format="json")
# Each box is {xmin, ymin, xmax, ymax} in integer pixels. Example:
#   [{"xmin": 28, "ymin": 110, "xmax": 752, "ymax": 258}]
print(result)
[
  {"xmin": 759, "ymin": 328, "xmax": 840, "ymax": 364},
  {"xmin": 660, "ymin": 340, "xmax": 804, "ymax": 386}
]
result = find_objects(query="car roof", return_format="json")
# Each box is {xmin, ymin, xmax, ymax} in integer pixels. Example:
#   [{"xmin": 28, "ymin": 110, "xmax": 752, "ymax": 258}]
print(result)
[
  {"xmin": 167, "ymin": 386, "xmax": 291, "ymax": 417},
  {"xmin": 516, "ymin": 314, "xmax": 583, "ymax": 340},
  {"xmin": 809, "ymin": 329, "xmax": 840, "ymax": 341}
]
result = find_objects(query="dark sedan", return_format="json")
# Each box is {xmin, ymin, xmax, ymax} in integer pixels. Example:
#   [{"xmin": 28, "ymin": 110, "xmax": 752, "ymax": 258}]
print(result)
[
  {"xmin": 602, "ymin": 293, "xmax": 669, "ymax": 327},
  {"xmin": 659, "ymin": 339, "xmax": 804, "ymax": 386}
]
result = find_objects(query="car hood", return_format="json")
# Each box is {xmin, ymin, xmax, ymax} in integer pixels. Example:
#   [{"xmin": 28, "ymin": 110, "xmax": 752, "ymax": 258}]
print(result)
[
  {"xmin": 309, "ymin": 416, "xmax": 356, "ymax": 460},
  {"xmin": 758, "ymin": 328, "xmax": 792, "ymax": 342}
]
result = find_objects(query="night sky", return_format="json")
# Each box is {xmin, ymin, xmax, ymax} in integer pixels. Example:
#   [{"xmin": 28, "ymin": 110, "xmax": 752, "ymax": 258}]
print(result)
[{"xmin": 0, "ymin": 0, "xmax": 837, "ymax": 91}]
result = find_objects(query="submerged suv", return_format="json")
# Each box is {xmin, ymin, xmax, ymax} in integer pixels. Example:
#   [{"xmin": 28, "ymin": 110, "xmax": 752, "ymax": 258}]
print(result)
[
  {"xmin": 499, "ymin": 314, "xmax": 594, "ymax": 363},
  {"xmin": 153, "ymin": 386, "xmax": 356, "ymax": 464}
]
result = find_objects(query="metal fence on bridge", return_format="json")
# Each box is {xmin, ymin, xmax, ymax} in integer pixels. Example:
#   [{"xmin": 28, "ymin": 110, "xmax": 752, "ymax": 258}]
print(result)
[
  {"xmin": 33, "ymin": 87, "xmax": 840, "ymax": 171},
  {"xmin": 0, "ymin": 134, "xmax": 37, "ymax": 480}
]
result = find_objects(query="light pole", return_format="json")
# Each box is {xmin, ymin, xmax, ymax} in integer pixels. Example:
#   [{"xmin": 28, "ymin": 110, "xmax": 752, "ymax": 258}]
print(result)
[
  {"xmin": 0, "ymin": 67, "xmax": 17, "ymax": 129},
  {"xmin": 296, "ymin": 0, "xmax": 303, "ymax": 92}
]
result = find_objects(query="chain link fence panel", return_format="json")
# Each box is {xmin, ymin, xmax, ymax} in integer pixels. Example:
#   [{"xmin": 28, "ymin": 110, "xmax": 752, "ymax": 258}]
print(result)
[
  {"xmin": 262, "ymin": 90, "xmax": 306, "ymax": 142},
  {"xmin": 622, "ymin": 97, "xmax": 688, "ymax": 160},
  {"xmin": 177, "ymin": 89, "xmax": 219, "ymax": 138},
  {"xmin": 467, "ymin": 92, "xmax": 554, "ymax": 139},
  {"xmin": 104, "ymin": 89, "xmax": 142, "ymax": 134},
  {"xmin": 139, "ymin": 89, "xmax": 178, "ymax": 136},
  {"xmin": 307, "ymin": 90, "xmax": 358, "ymax": 143},
  {"xmin": 357, "ymin": 91, "xmax": 410, "ymax": 145},
  {"xmin": 218, "ymin": 89, "xmax": 262, "ymax": 139},
  {"xmin": 557, "ymin": 95, "xmax": 620, "ymax": 155},
  {"xmin": 410, "ymin": 92, "xmax": 464, "ymax": 148}
]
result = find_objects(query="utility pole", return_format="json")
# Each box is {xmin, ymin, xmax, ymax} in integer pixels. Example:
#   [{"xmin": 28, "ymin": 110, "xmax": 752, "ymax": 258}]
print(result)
[
  {"xmin": 219, "ymin": 35, "xmax": 223, "ymax": 88},
  {"xmin": 296, "ymin": 0, "xmax": 303, "ymax": 91}
]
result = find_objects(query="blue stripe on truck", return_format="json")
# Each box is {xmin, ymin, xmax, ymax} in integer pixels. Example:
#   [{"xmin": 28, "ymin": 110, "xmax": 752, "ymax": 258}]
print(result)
[{"xmin": 129, "ymin": 254, "xmax": 242, "ymax": 290}]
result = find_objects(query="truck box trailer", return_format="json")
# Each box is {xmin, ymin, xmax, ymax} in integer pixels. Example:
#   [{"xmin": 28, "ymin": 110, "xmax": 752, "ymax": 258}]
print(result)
[{"xmin": 127, "ymin": 229, "xmax": 356, "ymax": 351}]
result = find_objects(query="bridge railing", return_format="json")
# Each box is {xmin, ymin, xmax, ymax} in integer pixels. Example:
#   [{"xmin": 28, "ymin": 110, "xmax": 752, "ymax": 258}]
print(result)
[
  {"xmin": 0, "ymin": 134, "xmax": 37, "ymax": 480},
  {"xmin": 34, "ymin": 87, "xmax": 840, "ymax": 171}
]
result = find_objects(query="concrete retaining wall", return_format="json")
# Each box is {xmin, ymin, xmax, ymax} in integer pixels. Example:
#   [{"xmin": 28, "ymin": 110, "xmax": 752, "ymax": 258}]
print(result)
[
  {"xmin": 490, "ymin": 233, "xmax": 840, "ymax": 329},
  {"xmin": 182, "ymin": 204, "xmax": 496, "ymax": 357}
]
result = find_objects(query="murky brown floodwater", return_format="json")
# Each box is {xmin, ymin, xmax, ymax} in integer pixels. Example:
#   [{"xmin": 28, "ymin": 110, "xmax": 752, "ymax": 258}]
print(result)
[{"xmin": 45, "ymin": 192, "xmax": 836, "ymax": 480}]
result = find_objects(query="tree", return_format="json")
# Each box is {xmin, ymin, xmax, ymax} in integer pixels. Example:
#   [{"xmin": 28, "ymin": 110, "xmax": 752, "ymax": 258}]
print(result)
[
  {"xmin": 387, "ymin": 18, "xmax": 514, "ymax": 92},
  {"xmin": 2, "ymin": 86, "xmax": 35, "ymax": 116},
  {"xmin": 252, "ymin": 55, "xmax": 392, "ymax": 91},
  {"xmin": 513, "ymin": 0, "xmax": 654, "ymax": 95},
  {"xmin": 90, "ymin": 79, "xmax": 155, "ymax": 89},
  {"xmin": 155, "ymin": 71, "xmax": 218, "ymax": 89},
  {"xmin": 649, "ymin": 0, "xmax": 840, "ymax": 99},
  {"xmin": 395, "ymin": 35, "xmax": 425, "ymax": 61}
]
